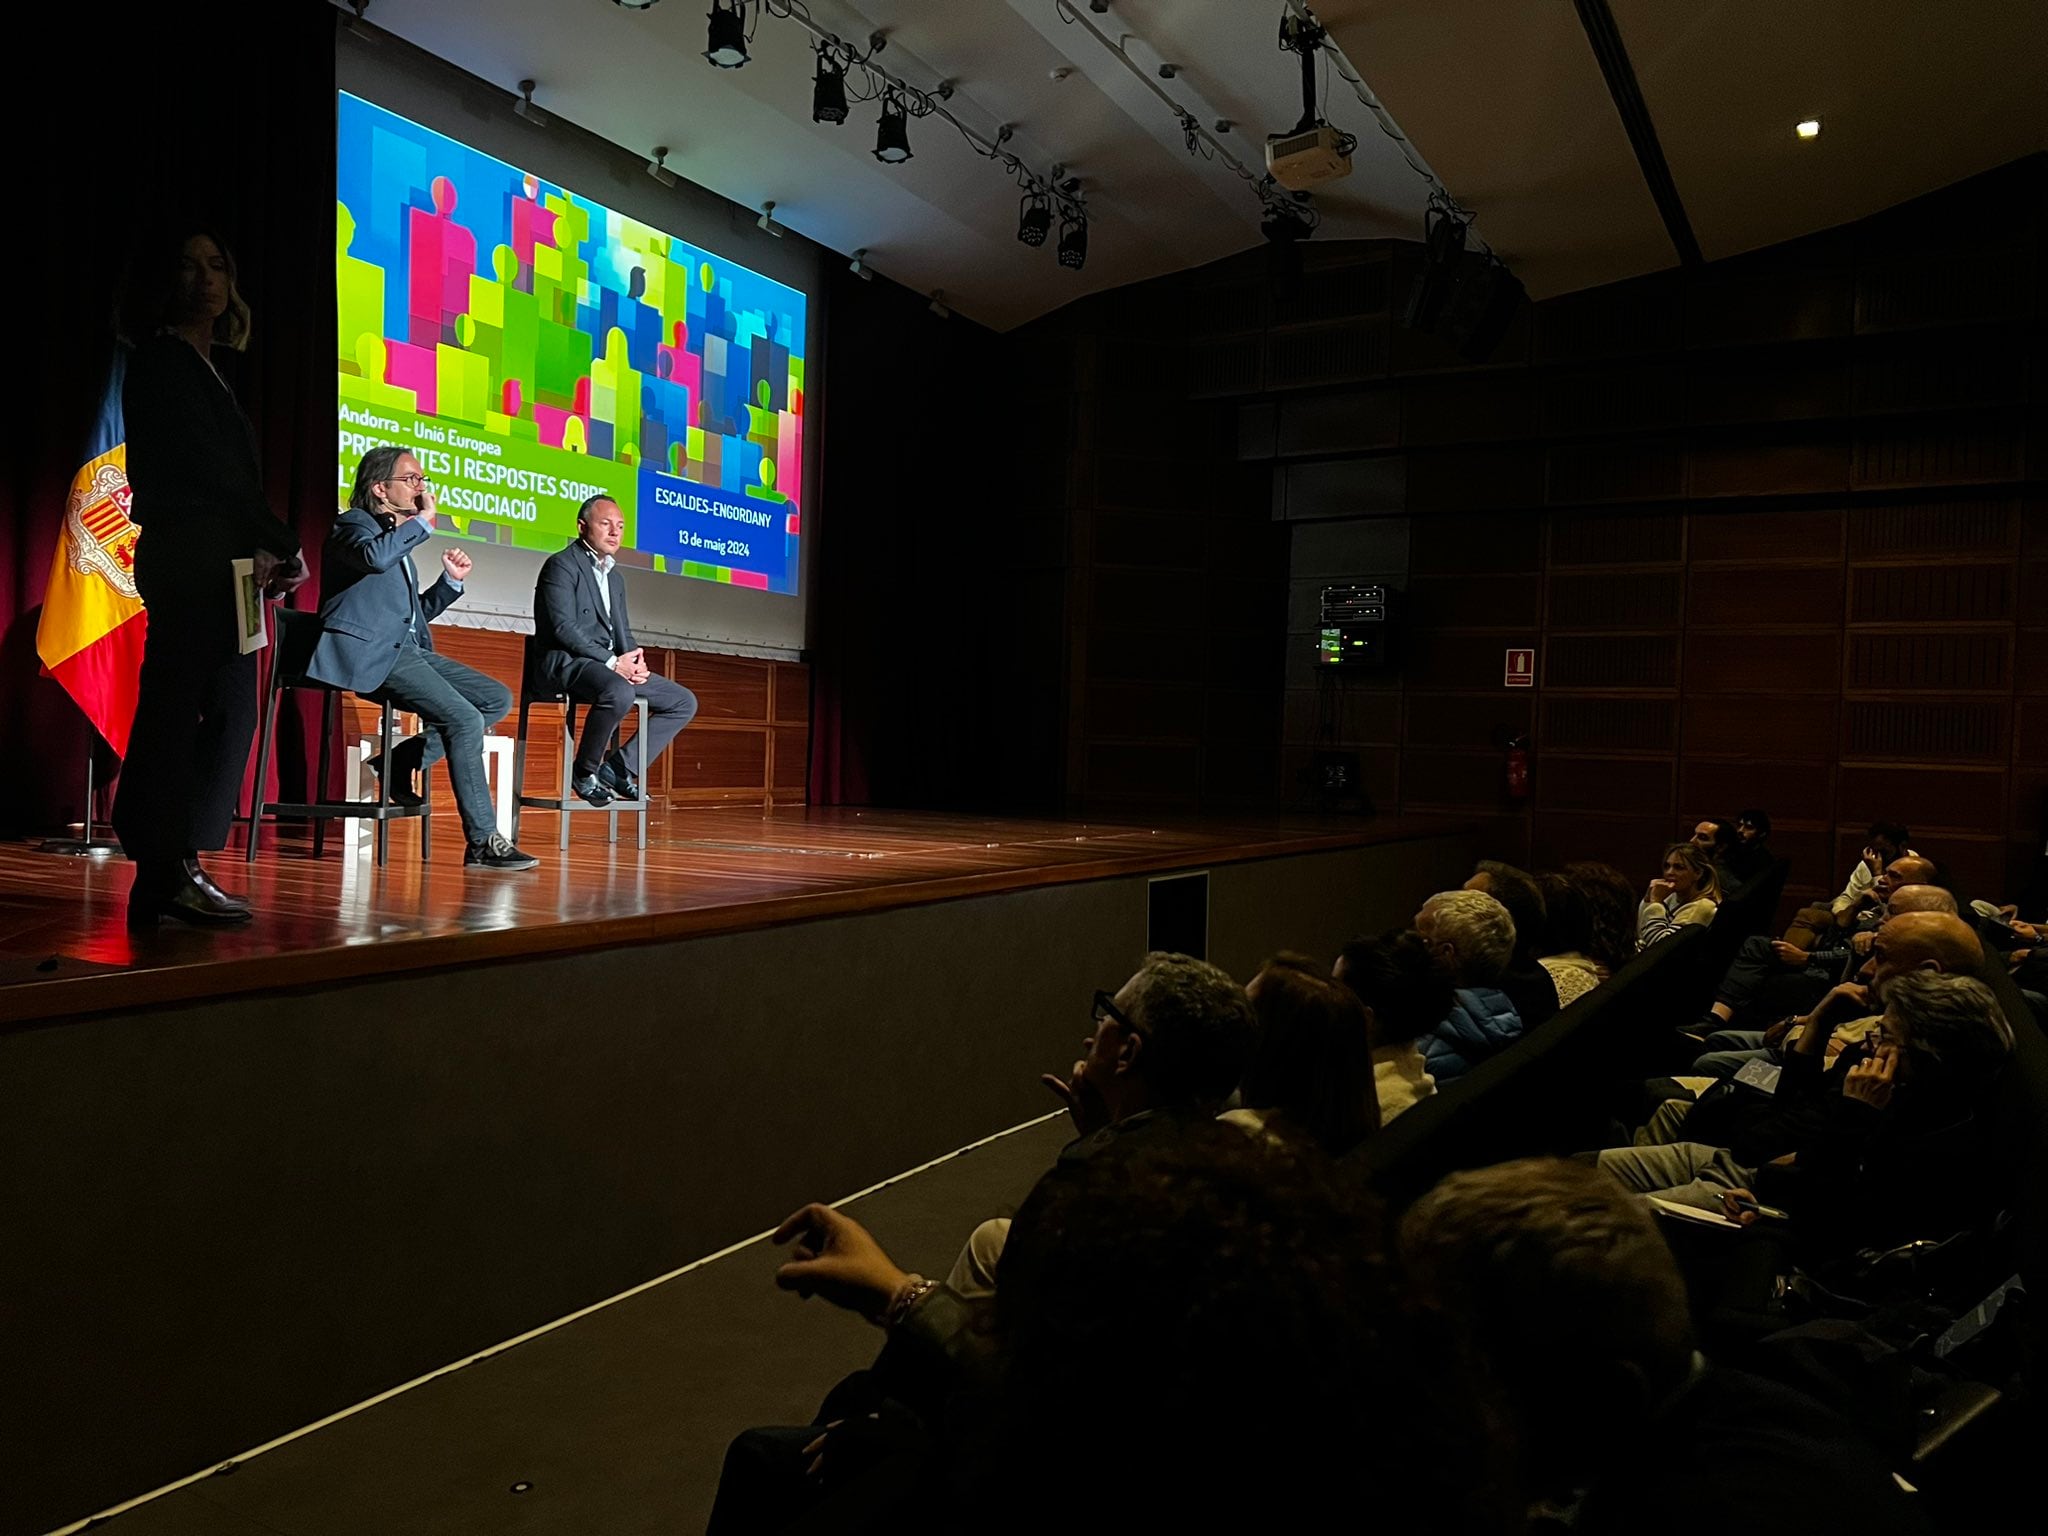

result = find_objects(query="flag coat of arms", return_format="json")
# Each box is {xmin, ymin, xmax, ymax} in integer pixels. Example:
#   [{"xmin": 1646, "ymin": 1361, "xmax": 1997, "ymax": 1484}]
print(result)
[{"xmin": 36, "ymin": 349, "xmax": 147, "ymax": 756}]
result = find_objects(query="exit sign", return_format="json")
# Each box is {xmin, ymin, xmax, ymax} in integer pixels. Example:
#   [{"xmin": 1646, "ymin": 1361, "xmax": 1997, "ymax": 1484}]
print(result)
[{"xmin": 1504, "ymin": 648, "xmax": 1535, "ymax": 688}]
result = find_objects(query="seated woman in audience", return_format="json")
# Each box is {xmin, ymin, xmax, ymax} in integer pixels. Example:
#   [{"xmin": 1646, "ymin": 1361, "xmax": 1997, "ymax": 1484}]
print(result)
[
  {"xmin": 1567, "ymin": 860, "xmax": 1640, "ymax": 975},
  {"xmin": 1335, "ymin": 929, "xmax": 1456, "ymax": 1123},
  {"xmin": 1413, "ymin": 889, "xmax": 1528, "ymax": 1084},
  {"xmin": 1637, "ymin": 842, "xmax": 1721, "ymax": 949},
  {"xmin": 1222, "ymin": 956, "xmax": 1378, "ymax": 1156},
  {"xmin": 1532, "ymin": 870, "xmax": 1607, "ymax": 1006},
  {"xmin": 1465, "ymin": 859, "xmax": 1562, "ymax": 1017}
]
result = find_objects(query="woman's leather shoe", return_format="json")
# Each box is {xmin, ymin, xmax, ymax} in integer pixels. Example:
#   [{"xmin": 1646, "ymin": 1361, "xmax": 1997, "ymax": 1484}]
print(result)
[
  {"xmin": 183, "ymin": 859, "xmax": 253, "ymax": 917},
  {"xmin": 128, "ymin": 869, "xmax": 256, "ymax": 930}
]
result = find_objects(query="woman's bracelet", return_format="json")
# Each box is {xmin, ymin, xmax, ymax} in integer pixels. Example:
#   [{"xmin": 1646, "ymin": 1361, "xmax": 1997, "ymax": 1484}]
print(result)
[{"xmin": 879, "ymin": 1273, "xmax": 938, "ymax": 1329}]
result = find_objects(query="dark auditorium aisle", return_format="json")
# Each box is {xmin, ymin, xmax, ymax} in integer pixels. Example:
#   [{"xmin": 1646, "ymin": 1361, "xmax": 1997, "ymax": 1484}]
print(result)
[{"xmin": 84, "ymin": 1116, "xmax": 1072, "ymax": 1536}]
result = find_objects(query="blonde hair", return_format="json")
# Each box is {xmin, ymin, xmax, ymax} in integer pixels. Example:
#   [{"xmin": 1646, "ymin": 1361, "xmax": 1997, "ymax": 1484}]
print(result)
[{"xmin": 1660, "ymin": 842, "xmax": 1722, "ymax": 905}]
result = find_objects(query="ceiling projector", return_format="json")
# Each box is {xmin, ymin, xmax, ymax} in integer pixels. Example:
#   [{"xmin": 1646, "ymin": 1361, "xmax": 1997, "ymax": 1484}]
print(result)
[{"xmin": 1265, "ymin": 120, "xmax": 1353, "ymax": 191}]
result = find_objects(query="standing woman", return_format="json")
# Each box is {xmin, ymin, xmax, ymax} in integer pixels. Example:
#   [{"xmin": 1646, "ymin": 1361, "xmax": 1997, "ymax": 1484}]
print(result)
[{"xmin": 112, "ymin": 226, "xmax": 304, "ymax": 928}]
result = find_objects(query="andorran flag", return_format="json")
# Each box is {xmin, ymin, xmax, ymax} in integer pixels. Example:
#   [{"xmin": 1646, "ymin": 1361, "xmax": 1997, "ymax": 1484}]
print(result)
[{"xmin": 35, "ymin": 349, "xmax": 146, "ymax": 757}]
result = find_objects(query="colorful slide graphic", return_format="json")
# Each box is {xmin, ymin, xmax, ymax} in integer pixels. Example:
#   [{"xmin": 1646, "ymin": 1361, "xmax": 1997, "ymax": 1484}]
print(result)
[{"xmin": 337, "ymin": 93, "xmax": 806, "ymax": 593}]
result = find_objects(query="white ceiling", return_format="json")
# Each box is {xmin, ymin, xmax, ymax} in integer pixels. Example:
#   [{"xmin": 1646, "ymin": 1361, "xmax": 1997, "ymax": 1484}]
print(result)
[{"xmin": 353, "ymin": 0, "xmax": 2048, "ymax": 331}]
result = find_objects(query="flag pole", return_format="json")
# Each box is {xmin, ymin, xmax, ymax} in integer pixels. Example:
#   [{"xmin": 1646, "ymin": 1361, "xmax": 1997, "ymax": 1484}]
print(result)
[{"xmin": 38, "ymin": 736, "xmax": 123, "ymax": 858}]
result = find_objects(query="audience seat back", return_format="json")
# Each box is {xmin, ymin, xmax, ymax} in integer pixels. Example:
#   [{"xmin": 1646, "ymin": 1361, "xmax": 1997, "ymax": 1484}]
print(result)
[
  {"xmin": 1972, "ymin": 955, "xmax": 2048, "ymax": 1396},
  {"xmin": 1350, "ymin": 927, "xmax": 1710, "ymax": 1210}
]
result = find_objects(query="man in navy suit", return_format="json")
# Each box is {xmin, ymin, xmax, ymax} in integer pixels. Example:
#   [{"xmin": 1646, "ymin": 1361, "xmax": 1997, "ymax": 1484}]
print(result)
[
  {"xmin": 533, "ymin": 495, "xmax": 698, "ymax": 806},
  {"xmin": 308, "ymin": 446, "xmax": 538, "ymax": 870}
]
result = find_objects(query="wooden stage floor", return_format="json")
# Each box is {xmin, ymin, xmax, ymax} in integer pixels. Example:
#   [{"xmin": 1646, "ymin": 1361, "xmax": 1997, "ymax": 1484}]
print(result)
[{"xmin": 0, "ymin": 806, "xmax": 1457, "ymax": 1026}]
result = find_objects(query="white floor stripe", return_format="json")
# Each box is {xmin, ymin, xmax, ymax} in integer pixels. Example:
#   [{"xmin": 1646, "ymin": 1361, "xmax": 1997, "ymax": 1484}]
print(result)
[{"xmin": 42, "ymin": 1110, "xmax": 1066, "ymax": 1536}]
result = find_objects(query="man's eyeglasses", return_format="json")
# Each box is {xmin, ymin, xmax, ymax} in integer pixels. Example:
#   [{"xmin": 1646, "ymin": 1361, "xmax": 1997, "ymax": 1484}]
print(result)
[
  {"xmin": 1092, "ymin": 989, "xmax": 1146, "ymax": 1036},
  {"xmin": 387, "ymin": 473, "xmax": 432, "ymax": 488}
]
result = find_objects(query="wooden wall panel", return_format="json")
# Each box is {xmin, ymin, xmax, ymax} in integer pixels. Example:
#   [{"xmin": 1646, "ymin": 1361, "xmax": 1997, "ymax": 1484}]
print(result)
[
  {"xmin": 360, "ymin": 625, "xmax": 808, "ymax": 807},
  {"xmin": 1236, "ymin": 160, "xmax": 2047, "ymax": 894},
  {"xmin": 1680, "ymin": 761, "xmax": 1836, "ymax": 824},
  {"xmin": 1837, "ymin": 766, "xmax": 2008, "ymax": 835},
  {"xmin": 1680, "ymin": 695, "xmax": 1840, "ymax": 760},
  {"xmin": 1536, "ymin": 756, "xmax": 1675, "ymax": 814},
  {"xmin": 1688, "ymin": 567, "xmax": 1844, "ymax": 627}
]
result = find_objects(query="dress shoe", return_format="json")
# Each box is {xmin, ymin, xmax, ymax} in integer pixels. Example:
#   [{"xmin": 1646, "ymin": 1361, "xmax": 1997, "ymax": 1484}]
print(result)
[
  {"xmin": 182, "ymin": 858, "xmax": 252, "ymax": 917},
  {"xmin": 598, "ymin": 753, "xmax": 640, "ymax": 801},
  {"xmin": 364, "ymin": 749, "xmax": 424, "ymax": 807},
  {"xmin": 464, "ymin": 832, "xmax": 540, "ymax": 871},
  {"xmin": 128, "ymin": 868, "xmax": 256, "ymax": 930},
  {"xmin": 571, "ymin": 771, "xmax": 614, "ymax": 807}
]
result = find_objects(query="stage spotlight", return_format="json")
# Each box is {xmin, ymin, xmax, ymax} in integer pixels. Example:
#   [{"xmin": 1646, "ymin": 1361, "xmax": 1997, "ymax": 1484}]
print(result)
[
  {"xmin": 1796, "ymin": 117, "xmax": 1822, "ymax": 139},
  {"xmin": 929, "ymin": 290, "xmax": 951, "ymax": 319},
  {"xmin": 1261, "ymin": 195, "xmax": 1315, "ymax": 244},
  {"xmin": 873, "ymin": 95, "xmax": 913, "ymax": 164},
  {"xmin": 513, "ymin": 79, "xmax": 549, "ymax": 127},
  {"xmin": 757, "ymin": 201, "xmax": 785, "ymax": 237},
  {"xmin": 646, "ymin": 147, "xmax": 677, "ymax": 186},
  {"xmin": 704, "ymin": 0, "xmax": 749, "ymax": 68},
  {"xmin": 848, "ymin": 248, "xmax": 874, "ymax": 281},
  {"xmin": 812, "ymin": 49, "xmax": 849, "ymax": 124},
  {"xmin": 1017, "ymin": 190, "xmax": 1052, "ymax": 247},
  {"xmin": 1057, "ymin": 211, "xmax": 1088, "ymax": 270}
]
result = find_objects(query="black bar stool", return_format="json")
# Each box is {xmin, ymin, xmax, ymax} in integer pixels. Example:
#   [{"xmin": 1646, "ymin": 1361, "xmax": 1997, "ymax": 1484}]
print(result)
[
  {"xmin": 245, "ymin": 608, "xmax": 431, "ymax": 866},
  {"xmin": 512, "ymin": 635, "xmax": 649, "ymax": 851}
]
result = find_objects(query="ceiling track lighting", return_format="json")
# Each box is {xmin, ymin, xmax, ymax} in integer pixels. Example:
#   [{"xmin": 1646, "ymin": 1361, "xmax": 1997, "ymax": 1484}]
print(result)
[
  {"xmin": 340, "ymin": 0, "xmax": 379, "ymax": 37},
  {"xmin": 757, "ymin": 200, "xmax": 785, "ymax": 236},
  {"xmin": 647, "ymin": 146, "xmax": 677, "ymax": 186},
  {"xmin": 696, "ymin": 1, "xmax": 1088, "ymax": 270},
  {"xmin": 928, "ymin": 290, "xmax": 951, "ymax": 319},
  {"xmin": 848, "ymin": 248, "xmax": 874, "ymax": 281},
  {"xmin": 1057, "ymin": 211, "xmax": 1088, "ymax": 271},
  {"xmin": 1017, "ymin": 190, "xmax": 1053, "ymax": 247},
  {"xmin": 873, "ymin": 93, "xmax": 913, "ymax": 164},
  {"xmin": 811, "ymin": 47, "xmax": 849, "ymax": 124},
  {"xmin": 704, "ymin": 0, "xmax": 750, "ymax": 68},
  {"xmin": 512, "ymin": 79, "xmax": 549, "ymax": 127}
]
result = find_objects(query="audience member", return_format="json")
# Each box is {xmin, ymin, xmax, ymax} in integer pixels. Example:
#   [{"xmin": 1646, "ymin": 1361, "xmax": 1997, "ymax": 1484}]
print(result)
[
  {"xmin": 1724, "ymin": 807, "xmax": 1776, "ymax": 884},
  {"xmin": 1414, "ymin": 890, "xmax": 1532, "ymax": 1083},
  {"xmin": 1222, "ymin": 956, "xmax": 1379, "ymax": 1156},
  {"xmin": 1689, "ymin": 879, "xmax": 1952, "ymax": 1066},
  {"xmin": 1565, "ymin": 860, "xmax": 1639, "ymax": 975},
  {"xmin": 1600, "ymin": 963, "xmax": 2010, "ymax": 1257},
  {"xmin": 1459, "ymin": 864, "xmax": 1563, "ymax": 1027},
  {"xmin": 1531, "ymin": 870, "xmax": 1607, "ymax": 1006},
  {"xmin": 745, "ymin": 1126, "xmax": 1516, "ymax": 1532},
  {"xmin": 1400, "ymin": 1158, "xmax": 1934, "ymax": 1536},
  {"xmin": 1637, "ymin": 842, "xmax": 1721, "ymax": 948},
  {"xmin": 942, "ymin": 953, "xmax": 1254, "ymax": 1301},
  {"xmin": 1336, "ymin": 929, "xmax": 1456, "ymax": 1123},
  {"xmin": 1783, "ymin": 821, "xmax": 1912, "ymax": 946}
]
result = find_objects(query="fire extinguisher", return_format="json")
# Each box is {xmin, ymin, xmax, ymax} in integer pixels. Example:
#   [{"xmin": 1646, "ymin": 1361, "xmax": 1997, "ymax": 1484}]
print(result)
[{"xmin": 1504, "ymin": 733, "xmax": 1530, "ymax": 805}]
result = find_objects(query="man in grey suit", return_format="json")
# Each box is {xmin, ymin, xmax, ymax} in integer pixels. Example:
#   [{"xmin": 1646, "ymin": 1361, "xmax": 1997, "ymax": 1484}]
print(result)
[
  {"xmin": 308, "ymin": 446, "xmax": 538, "ymax": 870},
  {"xmin": 534, "ymin": 496, "xmax": 698, "ymax": 806}
]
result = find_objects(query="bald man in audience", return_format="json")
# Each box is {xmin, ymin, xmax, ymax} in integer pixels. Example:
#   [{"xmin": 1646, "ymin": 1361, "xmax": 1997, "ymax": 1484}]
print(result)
[{"xmin": 1687, "ymin": 885, "xmax": 1959, "ymax": 1080}]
